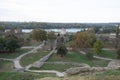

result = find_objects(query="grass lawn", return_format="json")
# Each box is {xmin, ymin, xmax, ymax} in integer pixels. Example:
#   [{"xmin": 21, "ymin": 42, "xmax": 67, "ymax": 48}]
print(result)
[
  {"xmin": 0, "ymin": 61, "xmax": 14, "ymax": 72},
  {"xmin": 0, "ymin": 72, "xmax": 55, "ymax": 80},
  {"xmin": 30, "ymin": 63, "xmax": 78, "ymax": 72},
  {"xmin": 47, "ymin": 51, "xmax": 109, "ymax": 67},
  {"xmin": 93, "ymin": 50, "xmax": 117, "ymax": 59},
  {"xmin": 20, "ymin": 50, "xmax": 50, "ymax": 67},
  {"xmin": 85, "ymin": 70, "xmax": 120, "ymax": 80},
  {"xmin": 0, "ymin": 48, "xmax": 32, "ymax": 59},
  {"xmin": 66, "ymin": 41, "xmax": 73, "ymax": 47}
]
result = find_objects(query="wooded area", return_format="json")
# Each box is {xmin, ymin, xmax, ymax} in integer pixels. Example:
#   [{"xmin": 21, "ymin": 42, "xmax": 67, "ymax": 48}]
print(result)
[{"xmin": 0, "ymin": 22, "xmax": 119, "ymax": 29}]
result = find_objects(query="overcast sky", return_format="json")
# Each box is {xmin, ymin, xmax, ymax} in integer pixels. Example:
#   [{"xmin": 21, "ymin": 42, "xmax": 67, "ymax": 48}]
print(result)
[{"xmin": 0, "ymin": 0, "xmax": 120, "ymax": 23}]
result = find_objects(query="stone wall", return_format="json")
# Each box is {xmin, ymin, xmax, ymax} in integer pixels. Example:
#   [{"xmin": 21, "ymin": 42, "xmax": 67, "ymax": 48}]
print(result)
[{"xmin": 65, "ymin": 60, "xmax": 120, "ymax": 75}]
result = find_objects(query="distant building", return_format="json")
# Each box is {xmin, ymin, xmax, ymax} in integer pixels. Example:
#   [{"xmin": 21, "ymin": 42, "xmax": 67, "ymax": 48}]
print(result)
[
  {"xmin": 16, "ymin": 28, "xmax": 22, "ymax": 33},
  {"xmin": 60, "ymin": 28, "xmax": 66, "ymax": 35},
  {"xmin": 109, "ymin": 33, "xmax": 120, "ymax": 38}
]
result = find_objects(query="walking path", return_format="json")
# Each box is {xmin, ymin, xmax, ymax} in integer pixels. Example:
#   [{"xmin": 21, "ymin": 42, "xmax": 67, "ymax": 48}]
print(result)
[
  {"xmin": 0, "ymin": 43, "xmax": 44, "ymax": 69},
  {"xmin": 27, "ymin": 69, "xmax": 66, "ymax": 77},
  {"xmin": 13, "ymin": 42, "xmax": 44, "ymax": 69},
  {"xmin": 0, "ymin": 58, "xmax": 14, "ymax": 61},
  {"xmin": 0, "ymin": 42, "xmax": 65, "ymax": 77},
  {"xmin": 80, "ymin": 51, "xmax": 114, "ymax": 61},
  {"xmin": 25, "ymin": 49, "xmax": 55, "ymax": 70},
  {"xmin": 21, "ymin": 46, "xmax": 35, "ymax": 49},
  {"xmin": 0, "ymin": 44, "xmax": 117, "ymax": 77}
]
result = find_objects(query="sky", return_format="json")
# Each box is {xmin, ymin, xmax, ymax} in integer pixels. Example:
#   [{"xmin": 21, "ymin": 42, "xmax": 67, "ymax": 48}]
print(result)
[{"xmin": 0, "ymin": 0, "xmax": 120, "ymax": 23}]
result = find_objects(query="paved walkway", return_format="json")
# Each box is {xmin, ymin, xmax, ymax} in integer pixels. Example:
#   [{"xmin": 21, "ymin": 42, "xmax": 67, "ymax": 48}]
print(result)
[
  {"xmin": 0, "ymin": 43, "xmax": 44, "ymax": 69},
  {"xmin": 79, "ymin": 51, "xmax": 114, "ymax": 61},
  {"xmin": 25, "ymin": 49, "xmax": 56, "ymax": 70},
  {"xmin": 0, "ymin": 58, "xmax": 14, "ymax": 61},
  {"xmin": 21, "ymin": 46, "xmax": 35, "ymax": 49},
  {"xmin": 27, "ymin": 69, "xmax": 66, "ymax": 77},
  {"xmin": 13, "ymin": 42, "xmax": 44, "ymax": 69}
]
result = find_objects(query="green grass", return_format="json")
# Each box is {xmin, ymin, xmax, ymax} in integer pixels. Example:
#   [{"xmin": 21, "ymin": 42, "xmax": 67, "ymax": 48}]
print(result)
[
  {"xmin": 86, "ymin": 70, "xmax": 120, "ymax": 80},
  {"xmin": 20, "ymin": 50, "xmax": 50, "ymax": 67},
  {"xmin": 0, "ymin": 48, "xmax": 32, "ymax": 59},
  {"xmin": 30, "ymin": 64, "xmax": 77, "ymax": 72},
  {"xmin": 66, "ymin": 41, "xmax": 73, "ymax": 47},
  {"xmin": 0, "ymin": 72, "xmax": 55, "ymax": 80},
  {"xmin": 96, "ymin": 70, "xmax": 120, "ymax": 76},
  {"xmin": 94, "ymin": 50, "xmax": 117, "ymax": 59},
  {"xmin": 0, "ymin": 61, "xmax": 14, "ymax": 72},
  {"xmin": 48, "ymin": 51, "xmax": 109, "ymax": 67}
]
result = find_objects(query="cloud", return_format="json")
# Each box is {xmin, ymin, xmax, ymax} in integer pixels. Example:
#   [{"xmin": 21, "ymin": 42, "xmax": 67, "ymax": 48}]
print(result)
[{"xmin": 0, "ymin": 0, "xmax": 120, "ymax": 22}]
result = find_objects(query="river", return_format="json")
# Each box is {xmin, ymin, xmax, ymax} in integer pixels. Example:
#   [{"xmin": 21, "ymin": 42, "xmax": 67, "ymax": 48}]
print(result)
[
  {"xmin": 22, "ymin": 28, "xmax": 87, "ymax": 33},
  {"xmin": 5, "ymin": 28, "xmax": 88, "ymax": 33}
]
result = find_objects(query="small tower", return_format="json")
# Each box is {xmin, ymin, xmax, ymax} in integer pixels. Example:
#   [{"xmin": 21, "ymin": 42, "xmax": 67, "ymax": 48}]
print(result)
[{"xmin": 60, "ymin": 28, "xmax": 66, "ymax": 36}]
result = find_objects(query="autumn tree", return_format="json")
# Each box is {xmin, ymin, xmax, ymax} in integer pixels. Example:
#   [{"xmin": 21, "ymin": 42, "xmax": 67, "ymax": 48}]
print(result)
[
  {"xmin": 93, "ymin": 40, "xmax": 104, "ymax": 55},
  {"xmin": 73, "ymin": 32, "xmax": 96, "ymax": 48},
  {"xmin": 32, "ymin": 28, "xmax": 47, "ymax": 41},
  {"xmin": 47, "ymin": 31, "xmax": 56, "ymax": 41},
  {"xmin": 47, "ymin": 31, "xmax": 56, "ymax": 50}
]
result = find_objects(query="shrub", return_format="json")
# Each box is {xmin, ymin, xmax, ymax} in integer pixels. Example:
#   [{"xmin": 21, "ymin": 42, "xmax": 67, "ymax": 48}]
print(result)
[
  {"xmin": 86, "ymin": 52, "xmax": 94, "ymax": 60},
  {"xmin": 94, "ymin": 40, "xmax": 104, "ymax": 55}
]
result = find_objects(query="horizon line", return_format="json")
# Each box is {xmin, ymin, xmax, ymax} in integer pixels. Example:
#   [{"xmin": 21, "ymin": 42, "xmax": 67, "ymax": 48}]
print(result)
[{"xmin": 0, "ymin": 21, "xmax": 120, "ymax": 24}]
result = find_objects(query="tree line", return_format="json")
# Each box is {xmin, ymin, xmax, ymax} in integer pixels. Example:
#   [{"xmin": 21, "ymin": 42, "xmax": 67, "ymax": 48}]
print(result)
[{"xmin": 0, "ymin": 22, "xmax": 118, "ymax": 29}]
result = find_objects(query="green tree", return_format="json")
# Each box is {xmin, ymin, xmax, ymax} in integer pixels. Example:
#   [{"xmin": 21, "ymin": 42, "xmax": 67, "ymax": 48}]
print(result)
[
  {"xmin": 73, "ymin": 32, "xmax": 96, "ymax": 48},
  {"xmin": 56, "ymin": 43, "xmax": 68, "ymax": 57},
  {"xmin": 32, "ymin": 28, "xmax": 47, "ymax": 41},
  {"xmin": 5, "ymin": 36, "xmax": 20, "ymax": 52},
  {"xmin": 94, "ymin": 40, "xmax": 104, "ymax": 55}
]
